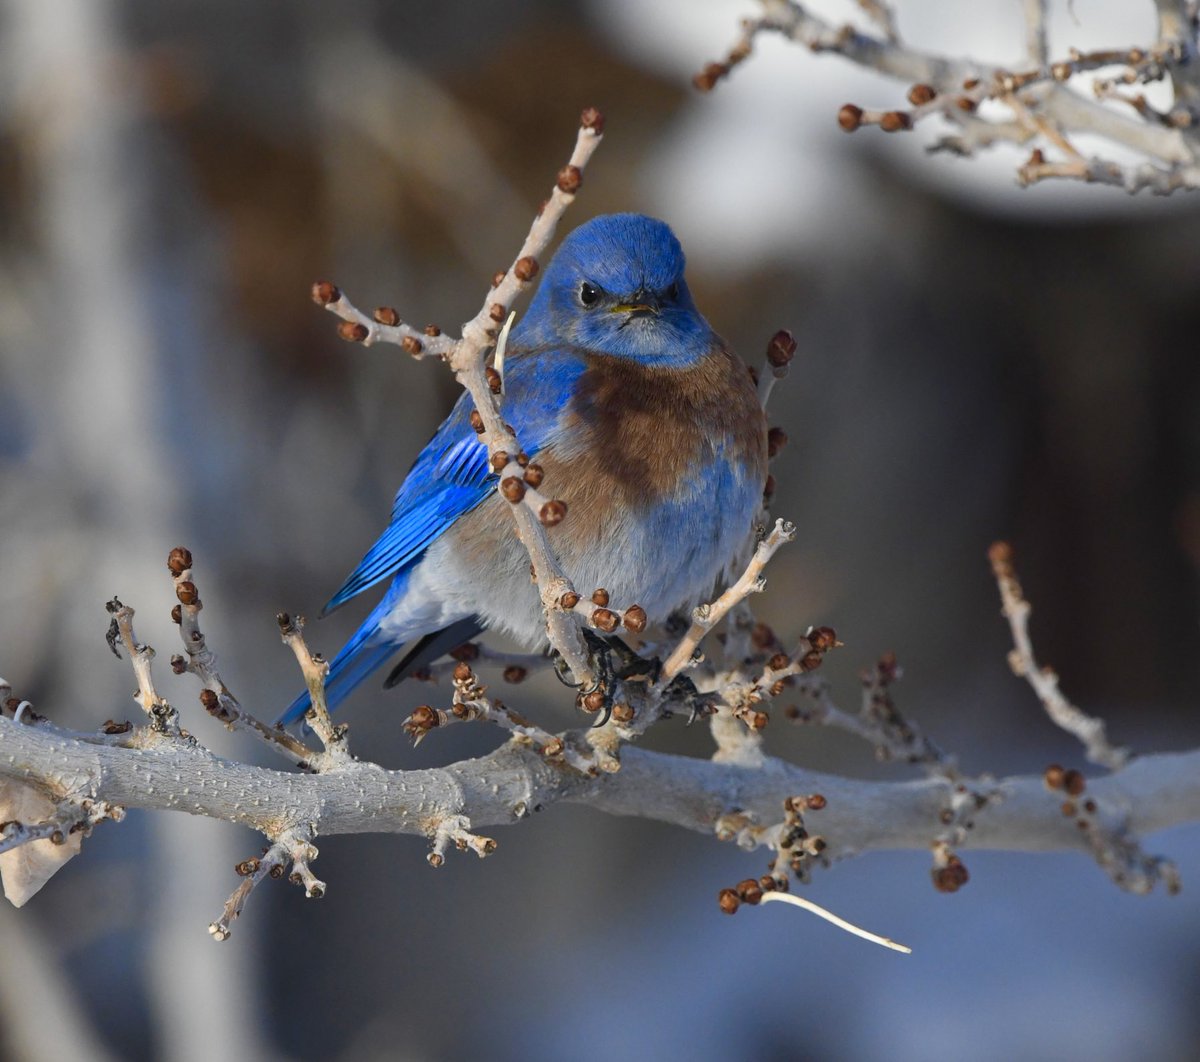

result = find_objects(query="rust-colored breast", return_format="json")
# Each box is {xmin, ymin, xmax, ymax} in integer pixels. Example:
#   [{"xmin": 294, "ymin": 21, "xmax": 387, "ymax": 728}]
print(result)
[{"xmin": 560, "ymin": 344, "xmax": 767, "ymax": 507}]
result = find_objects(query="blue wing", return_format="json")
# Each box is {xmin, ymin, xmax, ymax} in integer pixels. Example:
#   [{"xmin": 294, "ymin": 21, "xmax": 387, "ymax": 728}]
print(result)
[
  {"xmin": 276, "ymin": 344, "xmax": 587, "ymax": 728},
  {"xmin": 322, "ymin": 345, "xmax": 585, "ymax": 615}
]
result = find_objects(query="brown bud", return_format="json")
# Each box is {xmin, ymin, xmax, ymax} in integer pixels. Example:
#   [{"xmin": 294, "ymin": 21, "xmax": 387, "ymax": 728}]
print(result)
[
  {"xmin": 450, "ymin": 642, "xmax": 480, "ymax": 662},
  {"xmin": 1028, "ymin": 148, "xmax": 1046, "ymax": 166},
  {"xmin": 767, "ymin": 426, "xmax": 788, "ymax": 458},
  {"xmin": 591, "ymin": 588, "xmax": 610, "ymax": 607},
  {"xmin": 424, "ymin": 324, "xmax": 442, "ymax": 337},
  {"xmin": 523, "ymin": 463, "xmax": 544, "ymax": 488},
  {"xmin": 500, "ymin": 477, "xmax": 526, "ymax": 503},
  {"xmin": 373, "ymin": 306, "xmax": 400, "ymax": 326},
  {"xmin": 171, "ymin": 604, "xmax": 182, "ymax": 624},
  {"xmin": 311, "ymin": 281, "xmax": 340, "ymax": 306},
  {"xmin": 503, "ymin": 666, "xmax": 528, "ymax": 684},
  {"xmin": 1063, "ymin": 769, "xmax": 1086, "ymax": 796},
  {"xmin": 409, "ymin": 704, "xmax": 439, "ymax": 730},
  {"xmin": 734, "ymin": 878, "xmax": 763, "ymax": 905},
  {"xmin": 491, "ymin": 450, "xmax": 509, "ymax": 472},
  {"xmin": 176, "ymin": 581, "xmax": 199, "ymax": 606},
  {"xmin": 560, "ymin": 591, "xmax": 580, "ymax": 610},
  {"xmin": 808, "ymin": 793, "xmax": 827, "ymax": 811},
  {"xmin": 768, "ymin": 652, "xmax": 790, "ymax": 672},
  {"xmin": 766, "ymin": 329, "xmax": 796, "ymax": 367},
  {"xmin": 199, "ymin": 688, "xmax": 219, "ymax": 714},
  {"xmin": 1043, "ymin": 763, "xmax": 1065, "ymax": 790},
  {"xmin": 489, "ymin": 302, "xmax": 507, "ymax": 323},
  {"xmin": 337, "ymin": 320, "xmax": 369, "ymax": 343},
  {"xmin": 808, "ymin": 626, "xmax": 838, "ymax": 652},
  {"xmin": 515, "ymin": 452, "xmax": 529, "ymax": 467},
  {"xmin": 623, "ymin": 604, "xmax": 647, "ymax": 634},
  {"xmin": 693, "ymin": 62, "xmax": 727, "ymax": 93},
  {"xmin": 581, "ymin": 689, "xmax": 606, "ymax": 713},
  {"xmin": 932, "ymin": 861, "xmax": 969, "ymax": 893},
  {"xmin": 492, "ymin": 270, "xmax": 506, "ymax": 288},
  {"xmin": 718, "ymin": 888, "xmax": 741, "ymax": 914},
  {"xmin": 837, "ymin": 103, "xmax": 863, "ymax": 131},
  {"xmin": 469, "ymin": 410, "xmax": 486, "ymax": 435},
  {"xmin": 453, "ymin": 661, "xmax": 473, "ymax": 682},
  {"xmin": 880, "ymin": 110, "xmax": 912, "ymax": 132},
  {"xmin": 800, "ymin": 650, "xmax": 824, "ymax": 672},
  {"xmin": 401, "ymin": 336, "xmax": 423, "ymax": 356},
  {"xmin": 988, "ymin": 540, "xmax": 1013, "ymax": 566},
  {"xmin": 962, "ymin": 78, "xmax": 980, "ymax": 90},
  {"xmin": 514, "ymin": 256, "xmax": 539, "ymax": 282},
  {"xmin": 1083, "ymin": 799, "xmax": 1097, "ymax": 815},
  {"xmin": 908, "ymin": 83, "xmax": 937, "ymax": 105},
  {"xmin": 541, "ymin": 737, "xmax": 564, "ymax": 758},
  {"xmin": 580, "ymin": 106, "xmax": 606, "ymax": 133},
  {"xmin": 486, "ymin": 367, "xmax": 503, "ymax": 394},
  {"xmin": 539, "ymin": 500, "xmax": 567, "ymax": 526},
  {"xmin": 1051, "ymin": 62, "xmax": 1071, "ymax": 81},
  {"xmin": 955, "ymin": 97, "xmax": 978, "ymax": 113},
  {"xmin": 1061, "ymin": 800, "xmax": 1077, "ymax": 817},
  {"xmin": 749, "ymin": 710, "xmax": 769, "ymax": 731},
  {"xmin": 591, "ymin": 608, "xmax": 619, "ymax": 633},
  {"xmin": 167, "ymin": 546, "xmax": 193, "ymax": 575},
  {"xmin": 236, "ymin": 858, "xmax": 260, "ymax": 877},
  {"xmin": 611, "ymin": 703, "xmax": 635, "ymax": 724},
  {"xmin": 556, "ymin": 165, "xmax": 583, "ymax": 194}
]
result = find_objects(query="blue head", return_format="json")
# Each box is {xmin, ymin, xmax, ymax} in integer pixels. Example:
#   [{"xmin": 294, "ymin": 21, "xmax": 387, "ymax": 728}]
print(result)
[{"xmin": 519, "ymin": 214, "xmax": 713, "ymax": 367}]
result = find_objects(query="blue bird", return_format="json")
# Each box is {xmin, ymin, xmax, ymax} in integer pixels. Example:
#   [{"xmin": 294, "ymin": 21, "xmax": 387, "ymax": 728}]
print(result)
[{"xmin": 279, "ymin": 213, "xmax": 767, "ymax": 726}]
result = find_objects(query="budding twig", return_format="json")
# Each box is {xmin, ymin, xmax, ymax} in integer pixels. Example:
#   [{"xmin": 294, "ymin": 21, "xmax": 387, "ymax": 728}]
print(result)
[
  {"xmin": 989, "ymin": 542, "xmax": 1129, "ymax": 770},
  {"xmin": 277, "ymin": 613, "xmax": 351, "ymax": 765},
  {"xmin": 658, "ymin": 518, "xmax": 796, "ymax": 687},
  {"xmin": 313, "ymin": 110, "xmax": 610, "ymax": 690},
  {"xmin": 167, "ymin": 548, "xmax": 316, "ymax": 768}
]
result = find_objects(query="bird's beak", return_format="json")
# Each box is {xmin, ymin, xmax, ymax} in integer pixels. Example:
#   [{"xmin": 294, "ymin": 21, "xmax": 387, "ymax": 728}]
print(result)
[{"xmin": 611, "ymin": 301, "xmax": 658, "ymax": 316}]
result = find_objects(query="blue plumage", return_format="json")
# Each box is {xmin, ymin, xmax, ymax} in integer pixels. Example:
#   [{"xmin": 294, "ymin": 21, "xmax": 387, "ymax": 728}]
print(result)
[{"xmin": 279, "ymin": 214, "xmax": 767, "ymax": 727}]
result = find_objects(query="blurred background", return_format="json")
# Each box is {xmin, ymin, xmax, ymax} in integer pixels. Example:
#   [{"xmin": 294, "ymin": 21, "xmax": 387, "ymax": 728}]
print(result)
[{"xmin": 2, "ymin": 1, "xmax": 1199, "ymax": 1059}]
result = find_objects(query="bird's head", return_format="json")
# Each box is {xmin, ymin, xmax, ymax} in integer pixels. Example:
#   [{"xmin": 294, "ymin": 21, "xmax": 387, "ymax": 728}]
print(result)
[{"xmin": 521, "ymin": 214, "xmax": 713, "ymax": 367}]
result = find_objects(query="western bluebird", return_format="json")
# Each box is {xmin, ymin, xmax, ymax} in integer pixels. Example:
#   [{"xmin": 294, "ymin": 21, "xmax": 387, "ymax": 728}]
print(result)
[{"xmin": 280, "ymin": 213, "xmax": 767, "ymax": 725}]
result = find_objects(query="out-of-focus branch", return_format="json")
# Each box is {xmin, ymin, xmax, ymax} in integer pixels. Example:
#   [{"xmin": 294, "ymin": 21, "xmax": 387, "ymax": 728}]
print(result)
[
  {"xmin": 989, "ymin": 541, "xmax": 1130, "ymax": 770},
  {"xmin": 700, "ymin": 0, "xmax": 1200, "ymax": 194}
]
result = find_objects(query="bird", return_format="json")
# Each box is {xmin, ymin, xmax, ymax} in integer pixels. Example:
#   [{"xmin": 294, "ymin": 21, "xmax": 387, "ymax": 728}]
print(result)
[{"xmin": 279, "ymin": 213, "xmax": 767, "ymax": 726}]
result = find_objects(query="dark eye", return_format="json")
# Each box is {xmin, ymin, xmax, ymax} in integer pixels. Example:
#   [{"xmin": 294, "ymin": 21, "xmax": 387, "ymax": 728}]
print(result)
[
  {"xmin": 667, "ymin": 282, "xmax": 679, "ymax": 301},
  {"xmin": 578, "ymin": 282, "xmax": 600, "ymax": 307}
]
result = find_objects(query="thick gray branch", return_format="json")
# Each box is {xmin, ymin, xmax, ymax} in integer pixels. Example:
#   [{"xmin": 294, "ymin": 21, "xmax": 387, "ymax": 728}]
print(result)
[{"xmin": 3, "ymin": 716, "xmax": 1196, "ymax": 859}]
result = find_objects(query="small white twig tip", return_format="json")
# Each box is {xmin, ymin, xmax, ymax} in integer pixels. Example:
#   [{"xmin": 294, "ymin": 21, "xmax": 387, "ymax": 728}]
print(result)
[{"xmin": 759, "ymin": 890, "xmax": 912, "ymax": 954}]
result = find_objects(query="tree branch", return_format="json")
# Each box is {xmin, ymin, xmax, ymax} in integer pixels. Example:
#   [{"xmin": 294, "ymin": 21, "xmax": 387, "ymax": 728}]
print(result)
[{"xmin": 700, "ymin": 0, "xmax": 1200, "ymax": 194}]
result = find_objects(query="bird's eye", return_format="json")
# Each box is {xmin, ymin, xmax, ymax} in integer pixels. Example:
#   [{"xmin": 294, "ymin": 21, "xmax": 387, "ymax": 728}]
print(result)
[
  {"xmin": 667, "ymin": 282, "xmax": 679, "ymax": 301},
  {"xmin": 578, "ymin": 282, "xmax": 600, "ymax": 308}
]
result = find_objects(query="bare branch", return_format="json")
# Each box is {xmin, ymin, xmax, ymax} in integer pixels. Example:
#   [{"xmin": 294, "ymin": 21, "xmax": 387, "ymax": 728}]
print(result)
[
  {"xmin": 314, "ymin": 109, "xmax": 609, "ymax": 689},
  {"xmin": 658, "ymin": 518, "xmax": 796, "ymax": 687},
  {"xmin": 702, "ymin": 0, "xmax": 1200, "ymax": 194},
  {"xmin": 989, "ymin": 542, "xmax": 1130, "ymax": 770}
]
